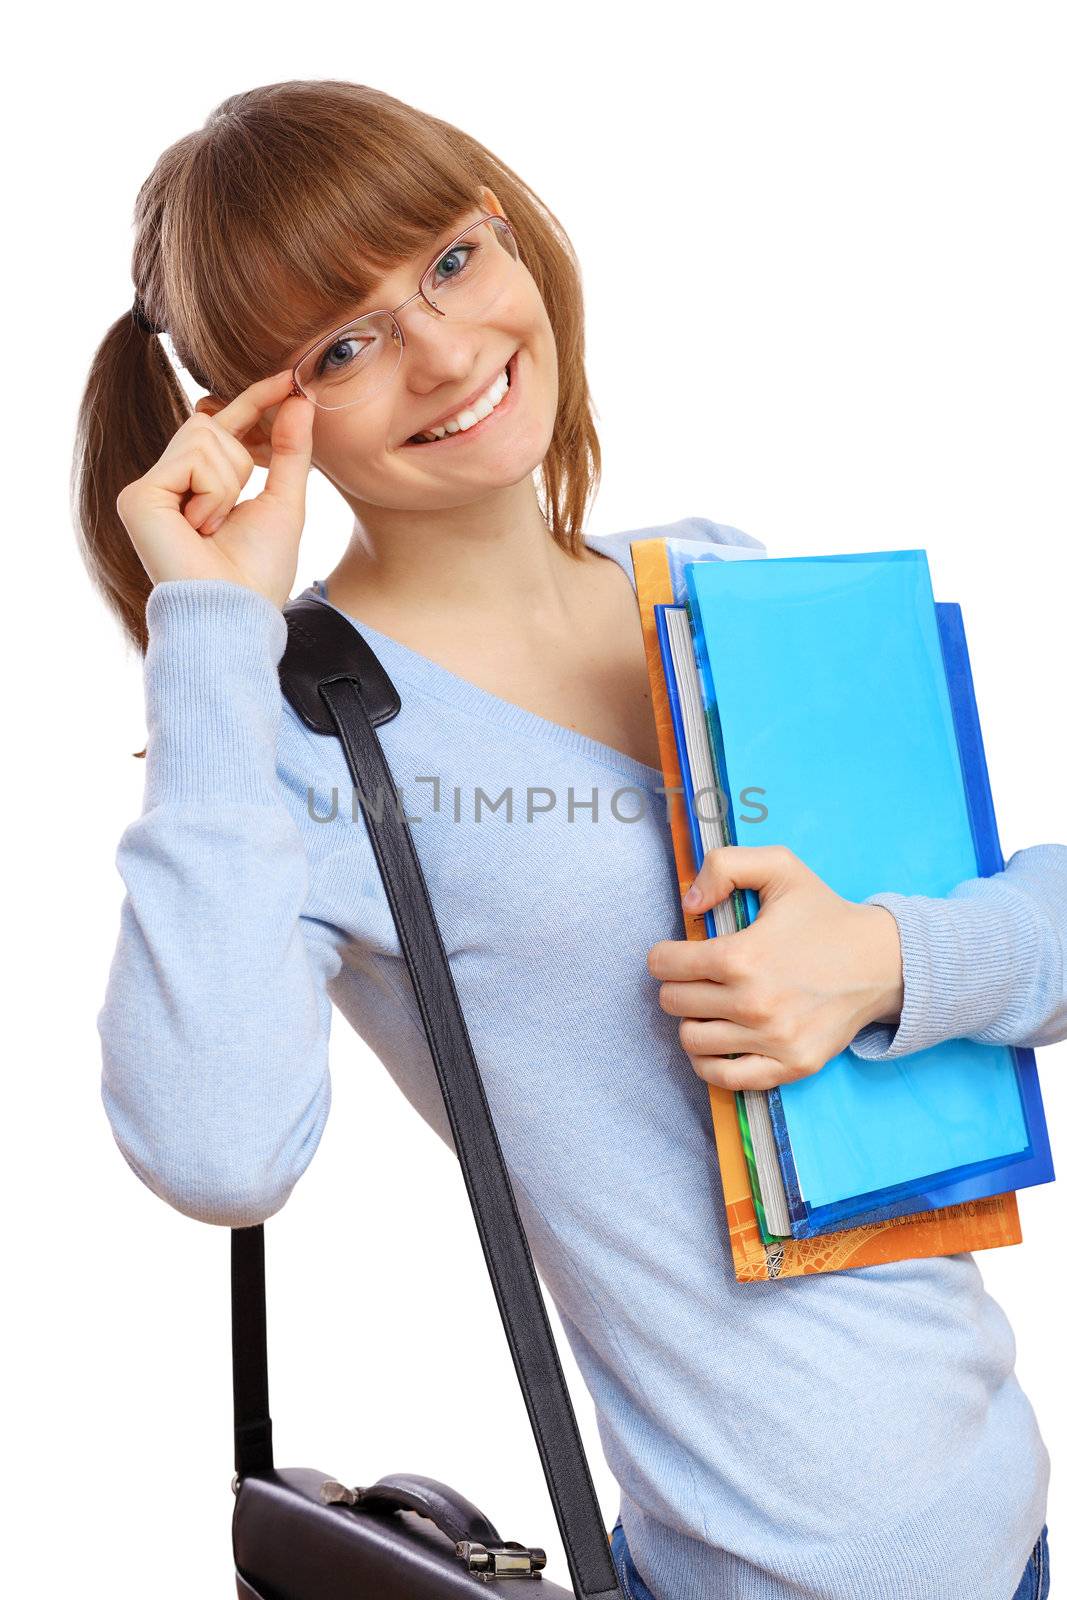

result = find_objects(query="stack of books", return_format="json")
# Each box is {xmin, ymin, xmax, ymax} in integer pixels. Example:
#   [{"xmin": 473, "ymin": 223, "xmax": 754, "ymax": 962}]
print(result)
[{"xmin": 632, "ymin": 538, "xmax": 1054, "ymax": 1282}]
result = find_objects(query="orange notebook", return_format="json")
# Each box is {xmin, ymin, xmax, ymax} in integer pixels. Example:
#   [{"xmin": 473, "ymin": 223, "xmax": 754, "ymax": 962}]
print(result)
[{"xmin": 631, "ymin": 535, "xmax": 1022, "ymax": 1281}]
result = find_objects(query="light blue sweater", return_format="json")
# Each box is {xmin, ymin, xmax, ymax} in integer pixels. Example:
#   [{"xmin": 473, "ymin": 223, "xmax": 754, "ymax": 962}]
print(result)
[{"xmin": 98, "ymin": 517, "xmax": 1065, "ymax": 1600}]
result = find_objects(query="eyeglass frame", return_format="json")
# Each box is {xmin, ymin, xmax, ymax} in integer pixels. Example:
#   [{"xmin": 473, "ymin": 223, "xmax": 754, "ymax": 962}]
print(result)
[{"xmin": 286, "ymin": 211, "xmax": 520, "ymax": 408}]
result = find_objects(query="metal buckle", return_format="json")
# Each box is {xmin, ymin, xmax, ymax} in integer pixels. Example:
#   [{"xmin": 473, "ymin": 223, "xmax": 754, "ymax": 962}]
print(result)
[
  {"xmin": 456, "ymin": 1539, "xmax": 547, "ymax": 1579},
  {"xmin": 320, "ymin": 1480, "xmax": 365, "ymax": 1505}
]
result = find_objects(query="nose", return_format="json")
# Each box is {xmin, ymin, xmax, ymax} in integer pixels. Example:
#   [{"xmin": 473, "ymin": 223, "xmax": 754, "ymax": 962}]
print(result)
[{"xmin": 396, "ymin": 304, "xmax": 485, "ymax": 396}]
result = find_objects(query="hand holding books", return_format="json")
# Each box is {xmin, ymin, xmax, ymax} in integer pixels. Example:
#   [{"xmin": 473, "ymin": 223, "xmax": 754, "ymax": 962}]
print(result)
[{"xmin": 647, "ymin": 842, "xmax": 905, "ymax": 1093}]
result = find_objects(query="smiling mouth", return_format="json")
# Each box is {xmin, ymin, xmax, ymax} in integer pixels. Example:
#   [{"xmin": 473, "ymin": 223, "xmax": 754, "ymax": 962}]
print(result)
[{"xmin": 403, "ymin": 353, "xmax": 518, "ymax": 446}]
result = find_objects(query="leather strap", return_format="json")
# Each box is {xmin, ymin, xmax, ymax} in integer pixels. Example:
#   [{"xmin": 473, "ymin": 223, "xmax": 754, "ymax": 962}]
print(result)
[
  {"xmin": 231, "ymin": 1224, "xmax": 273, "ymax": 1477},
  {"xmin": 231, "ymin": 594, "xmax": 622, "ymax": 1600}
]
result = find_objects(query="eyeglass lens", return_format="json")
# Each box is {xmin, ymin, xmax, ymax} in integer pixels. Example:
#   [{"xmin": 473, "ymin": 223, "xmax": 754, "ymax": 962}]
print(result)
[{"xmin": 295, "ymin": 216, "xmax": 520, "ymax": 411}]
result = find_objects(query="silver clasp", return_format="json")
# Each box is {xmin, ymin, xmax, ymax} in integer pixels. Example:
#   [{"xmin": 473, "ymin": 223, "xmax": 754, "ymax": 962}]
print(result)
[{"xmin": 456, "ymin": 1539, "xmax": 547, "ymax": 1579}]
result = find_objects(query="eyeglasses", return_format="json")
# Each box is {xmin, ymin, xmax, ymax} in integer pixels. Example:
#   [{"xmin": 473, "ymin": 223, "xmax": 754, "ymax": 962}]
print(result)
[{"xmin": 288, "ymin": 213, "xmax": 521, "ymax": 412}]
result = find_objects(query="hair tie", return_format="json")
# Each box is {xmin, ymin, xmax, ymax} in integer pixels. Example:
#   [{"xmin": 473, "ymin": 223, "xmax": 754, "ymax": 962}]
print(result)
[{"xmin": 130, "ymin": 295, "xmax": 163, "ymax": 337}]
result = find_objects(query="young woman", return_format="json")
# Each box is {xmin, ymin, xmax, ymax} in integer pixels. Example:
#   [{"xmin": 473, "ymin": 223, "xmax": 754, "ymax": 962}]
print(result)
[{"xmin": 75, "ymin": 80, "xmax": 1060, "ymax": 1600}]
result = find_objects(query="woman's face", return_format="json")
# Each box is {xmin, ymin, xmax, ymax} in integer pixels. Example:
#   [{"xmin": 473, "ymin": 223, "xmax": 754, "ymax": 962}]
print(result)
[{"xmin": 253, "ymin": 192, "xmax": 559, "ymax": 514}]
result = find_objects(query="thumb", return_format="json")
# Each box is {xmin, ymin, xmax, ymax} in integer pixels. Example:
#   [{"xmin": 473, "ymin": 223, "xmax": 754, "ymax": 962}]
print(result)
[
  {"xmin": 261, "ymin": 392, "xmax": 315, "ymax": 514},
  {"xmin": 682, "ymin": 844, "xmax": 795, "ymax": 910}
]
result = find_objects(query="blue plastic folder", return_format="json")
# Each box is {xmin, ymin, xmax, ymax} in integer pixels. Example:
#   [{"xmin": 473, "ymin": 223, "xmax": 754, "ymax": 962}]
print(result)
[{"xmin": 679, "ymin": 549, "xmax": 1053, "ymax": 1235}]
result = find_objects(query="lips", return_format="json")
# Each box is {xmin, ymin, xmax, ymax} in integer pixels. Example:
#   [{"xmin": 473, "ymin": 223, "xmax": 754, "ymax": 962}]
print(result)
[{"xmin": 403, "ymin": 353, "xmax": 517, "ymax": 446}]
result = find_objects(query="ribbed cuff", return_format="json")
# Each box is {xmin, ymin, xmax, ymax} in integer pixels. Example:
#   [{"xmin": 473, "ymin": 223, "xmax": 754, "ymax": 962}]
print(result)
[
  {"xmin": 849, "ymin": 883, "xmax": 1043, "ymax": 1060},
  {"xmin": 142, "ymin": 579, "xmax": 290, "ymax": 807}
]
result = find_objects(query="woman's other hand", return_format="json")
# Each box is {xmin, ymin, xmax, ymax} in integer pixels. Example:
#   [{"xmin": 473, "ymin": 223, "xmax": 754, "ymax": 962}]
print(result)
[
  {"xmin": 114, "ymin": 369, "xmax": 314, "ymax": 611},
  {"xmin": 647, "ymin": 844, "xmax": 905, "ymax": 1091}
]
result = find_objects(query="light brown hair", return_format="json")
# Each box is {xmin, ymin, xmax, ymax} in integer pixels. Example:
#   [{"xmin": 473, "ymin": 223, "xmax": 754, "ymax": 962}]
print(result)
[{"xmin": 71, "ymin": 78, "xmax": 603, "ymax": 665}]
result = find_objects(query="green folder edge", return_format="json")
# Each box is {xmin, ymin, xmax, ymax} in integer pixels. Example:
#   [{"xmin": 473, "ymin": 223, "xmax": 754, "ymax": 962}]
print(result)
[{"xmin": 684, "ymin": 599, "xmax": 785, "ymax": 1243}]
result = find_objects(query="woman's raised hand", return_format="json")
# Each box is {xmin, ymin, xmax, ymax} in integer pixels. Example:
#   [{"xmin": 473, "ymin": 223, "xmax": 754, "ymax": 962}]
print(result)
[{"xmin": 114, "ymin": 370, "xmax": 315, "ymax": 611}]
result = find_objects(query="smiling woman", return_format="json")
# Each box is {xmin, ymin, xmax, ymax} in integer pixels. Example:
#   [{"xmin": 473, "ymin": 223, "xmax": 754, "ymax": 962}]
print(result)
[
  {"xmin": 73, "ymin": 73, "xmax": 1063, "ymax": 1600},
  {"xmin": 72, "ymin": 79, "xmax": 597, "ymax": 657}
]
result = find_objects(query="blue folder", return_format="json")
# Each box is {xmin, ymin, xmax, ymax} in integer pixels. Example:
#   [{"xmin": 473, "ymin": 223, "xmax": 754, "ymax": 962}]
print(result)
[{"xmin": 669, "ymin": 549, "xmax": 1053, "ymax": 1236}]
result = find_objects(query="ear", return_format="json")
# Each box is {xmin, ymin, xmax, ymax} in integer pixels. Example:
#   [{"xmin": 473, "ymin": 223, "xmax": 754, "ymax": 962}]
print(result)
[
  {"xmin": 477, "ymin": 183, "xmax": 507, "ymax": 221},
  {"xmin": 193, "ymin": 393, "xmax": 275, "ymax": 471}
]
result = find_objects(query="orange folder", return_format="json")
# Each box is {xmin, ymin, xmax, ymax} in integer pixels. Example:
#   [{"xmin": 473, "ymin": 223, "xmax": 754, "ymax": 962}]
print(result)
[{"xmin": 631, "ymin": 536, "xmax": 1021, "ymax": 1281}]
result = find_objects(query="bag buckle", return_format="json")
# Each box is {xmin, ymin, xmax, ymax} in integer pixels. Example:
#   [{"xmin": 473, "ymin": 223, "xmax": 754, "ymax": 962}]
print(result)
[
  {"xmin": 456, "ymin": 1538, "xmax": 547, "ymax": 1578},
  {"xmin": 320, "ymin": 1480, "xmax": 364, "ymax": 1505}
]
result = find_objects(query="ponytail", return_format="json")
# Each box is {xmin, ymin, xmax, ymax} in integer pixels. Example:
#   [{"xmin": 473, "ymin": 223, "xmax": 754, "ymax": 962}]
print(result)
[{"xmin": 70, "ymin": 308, "xmax": 190, "ymax": 662}]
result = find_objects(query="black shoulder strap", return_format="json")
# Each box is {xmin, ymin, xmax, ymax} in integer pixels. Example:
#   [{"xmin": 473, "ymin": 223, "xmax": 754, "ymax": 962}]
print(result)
[{"xmin": 230, "ymin": 595, "xmax": 622, "ymax": 1600}]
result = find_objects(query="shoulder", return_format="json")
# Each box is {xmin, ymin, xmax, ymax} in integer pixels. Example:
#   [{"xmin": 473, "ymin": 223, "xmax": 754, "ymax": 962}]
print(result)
[
  {"xmin": 593, "ymin": 515, "xmax": 768, "ymax": 557},
  {"xmin": 671, "ymin": 515, "xmax": 767, "ymax": 553}
]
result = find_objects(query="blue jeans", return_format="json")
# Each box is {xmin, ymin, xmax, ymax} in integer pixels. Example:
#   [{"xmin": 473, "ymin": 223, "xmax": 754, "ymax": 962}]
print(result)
[{"xmin": 608, "ymin": 1516, "xmax": 1050, "ymax": 1600}]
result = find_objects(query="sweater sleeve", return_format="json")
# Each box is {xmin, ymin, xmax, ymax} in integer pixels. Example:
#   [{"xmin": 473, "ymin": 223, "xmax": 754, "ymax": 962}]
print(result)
[
  {"xmin": 850, "ymin": 842, "xmax": 1067, "ymax": 1060},
  {"xmin": 97, "ymin": 579, "xmax": 349, "ymax": 1228}
]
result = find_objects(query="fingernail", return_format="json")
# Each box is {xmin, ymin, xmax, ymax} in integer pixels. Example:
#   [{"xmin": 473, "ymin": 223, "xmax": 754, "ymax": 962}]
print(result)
[{"xmin": 683, "ymin": 886, "xmax": 701, "ymax": 907}]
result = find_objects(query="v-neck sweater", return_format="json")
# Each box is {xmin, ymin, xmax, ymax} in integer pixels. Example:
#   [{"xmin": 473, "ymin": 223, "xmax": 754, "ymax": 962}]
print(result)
[{"xmin": 98, "ymin": 516, "xmax": 1066, "ymax": 1600}]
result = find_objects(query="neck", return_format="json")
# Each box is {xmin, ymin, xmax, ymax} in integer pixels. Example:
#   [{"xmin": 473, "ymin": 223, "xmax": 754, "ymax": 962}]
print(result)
[{"xmin": 325, "ymin": 478, "xmax": 593, "ymax": 634}]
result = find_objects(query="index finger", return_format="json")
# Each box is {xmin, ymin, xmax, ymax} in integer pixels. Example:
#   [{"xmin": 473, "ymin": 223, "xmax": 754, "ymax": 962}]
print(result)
[{"xmin": 211, "ymin": 369, "xmax": 300, "ymax": 441}]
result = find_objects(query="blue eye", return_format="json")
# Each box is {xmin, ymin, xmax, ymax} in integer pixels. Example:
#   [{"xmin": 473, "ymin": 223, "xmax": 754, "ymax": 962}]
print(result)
[
  {"xmin": 313, "ymin": 324, "xmax": 379, "ymax": 377},
  {"xmin": 431, "ymin": 243, "xmax": 474, "ymax": 288},
  {"xmin": 315, "ymin": 335, "xmax": 369, "ymax": 379}
]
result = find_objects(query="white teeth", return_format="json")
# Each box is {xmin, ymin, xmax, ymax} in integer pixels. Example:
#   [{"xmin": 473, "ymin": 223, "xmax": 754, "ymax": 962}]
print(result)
[{"xmin": 411, "ymin": 365, "xmax": 510, "ymax": 443}]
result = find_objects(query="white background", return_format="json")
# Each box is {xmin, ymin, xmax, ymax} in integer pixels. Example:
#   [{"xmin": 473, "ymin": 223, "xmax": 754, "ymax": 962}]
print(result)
[{"xmin": 4, "ymin": 3, "xmax": 1064, "ymax": 1595}]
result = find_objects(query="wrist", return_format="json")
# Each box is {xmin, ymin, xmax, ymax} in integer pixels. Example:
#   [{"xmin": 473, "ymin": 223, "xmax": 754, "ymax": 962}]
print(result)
[{"xmin": 857, "ymin": 903, "xmax": 905, "ymax": 1030}]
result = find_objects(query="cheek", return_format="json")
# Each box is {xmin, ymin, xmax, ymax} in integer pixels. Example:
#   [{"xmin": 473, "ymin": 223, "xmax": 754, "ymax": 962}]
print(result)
[
  {"xmin": 495, "ymin": 272, "xmax": 555, "ymax": 358},
  {"xmin": 524, "ymin": 346, "xmax": 560, "ymax": 451},
  {"xmin": 308, "ymin": 404, "xmax": 393, "ymax": 478},
  {"xmin": 313, "ymin": 418, "xmax": 446, "ymax": 509}
]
